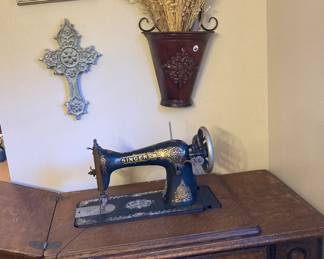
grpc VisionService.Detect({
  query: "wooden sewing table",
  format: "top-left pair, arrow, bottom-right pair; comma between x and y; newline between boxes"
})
0,170 -> 323,258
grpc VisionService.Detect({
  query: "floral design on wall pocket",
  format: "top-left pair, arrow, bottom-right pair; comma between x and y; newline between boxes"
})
163,48 -> 197,88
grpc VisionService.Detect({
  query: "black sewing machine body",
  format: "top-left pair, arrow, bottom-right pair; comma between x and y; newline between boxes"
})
94,139 -> 198,206
75,127 -> 221,227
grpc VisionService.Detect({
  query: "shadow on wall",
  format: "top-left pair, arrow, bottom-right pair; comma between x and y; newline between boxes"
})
212,127 -> 248,173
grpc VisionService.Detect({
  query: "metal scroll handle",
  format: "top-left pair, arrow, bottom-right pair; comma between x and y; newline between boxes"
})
201,17 -> 219,32
139,17 -> 156,32
139,16 -> 218,32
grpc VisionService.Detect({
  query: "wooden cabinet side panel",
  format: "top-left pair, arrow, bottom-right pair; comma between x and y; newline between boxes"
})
275,238 -> 322,259
185,247 -> 268,259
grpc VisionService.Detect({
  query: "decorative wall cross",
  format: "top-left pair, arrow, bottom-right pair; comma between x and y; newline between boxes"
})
41,19 -> 101,120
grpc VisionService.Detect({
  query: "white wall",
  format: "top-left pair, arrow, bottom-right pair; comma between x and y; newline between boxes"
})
268,0 -> 324,213
0,0 -> 268,191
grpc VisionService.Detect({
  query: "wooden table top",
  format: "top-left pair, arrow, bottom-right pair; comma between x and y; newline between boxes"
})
45,172 -> 260,259
48,170 -> 324,259
1,170 -> 324,259
0,181 -> 57,258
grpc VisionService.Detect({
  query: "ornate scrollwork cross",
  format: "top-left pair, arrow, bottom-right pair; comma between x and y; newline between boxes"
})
41,19 -> 101,120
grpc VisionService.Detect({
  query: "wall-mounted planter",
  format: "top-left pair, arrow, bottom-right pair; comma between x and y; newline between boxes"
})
144,32 -> 213,107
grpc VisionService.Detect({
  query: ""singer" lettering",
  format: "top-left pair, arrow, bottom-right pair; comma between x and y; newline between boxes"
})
121,153 -> 150,164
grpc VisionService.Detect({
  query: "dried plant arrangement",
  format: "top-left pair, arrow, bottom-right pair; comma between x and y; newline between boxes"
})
131,0 -> 216,32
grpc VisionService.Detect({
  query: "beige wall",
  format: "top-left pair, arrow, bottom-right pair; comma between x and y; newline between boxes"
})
0,0 -> 268,191
268,0 -> 324,213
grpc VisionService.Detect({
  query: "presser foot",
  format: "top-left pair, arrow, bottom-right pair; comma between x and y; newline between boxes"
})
74,185 -> 221,228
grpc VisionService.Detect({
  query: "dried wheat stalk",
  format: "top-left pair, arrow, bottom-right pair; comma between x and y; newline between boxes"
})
134,0 -> 209,32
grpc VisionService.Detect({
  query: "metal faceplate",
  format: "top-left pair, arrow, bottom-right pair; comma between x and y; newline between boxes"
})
75,185 -> 221,228
41,19 -> 101,120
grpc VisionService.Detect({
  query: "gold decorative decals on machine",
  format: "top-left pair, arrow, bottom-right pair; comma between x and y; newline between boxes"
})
120,147 -> 185,164
163,48 -> 197,88
172,179 -> 193,204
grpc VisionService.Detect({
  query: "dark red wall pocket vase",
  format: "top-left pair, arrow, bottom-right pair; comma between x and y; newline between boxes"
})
144,31 -> 214,107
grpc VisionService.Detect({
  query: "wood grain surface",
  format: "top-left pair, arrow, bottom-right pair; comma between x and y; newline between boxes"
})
45,174 -> 260,259
0,181 -> 57,258
1,170 -> 324,259
43,170 -> 324,259
221,171 -> 324,238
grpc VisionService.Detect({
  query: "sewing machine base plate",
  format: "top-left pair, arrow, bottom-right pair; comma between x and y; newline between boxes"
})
75,185 -> 221,227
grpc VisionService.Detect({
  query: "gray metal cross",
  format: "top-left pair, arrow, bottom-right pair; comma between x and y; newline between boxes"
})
42,19 -> 101,120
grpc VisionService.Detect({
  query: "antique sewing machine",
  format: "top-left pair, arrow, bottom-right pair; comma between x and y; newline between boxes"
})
75,127 -> 221,227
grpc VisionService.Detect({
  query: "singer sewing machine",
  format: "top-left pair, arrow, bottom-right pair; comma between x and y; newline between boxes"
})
75,127 -> 221,227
